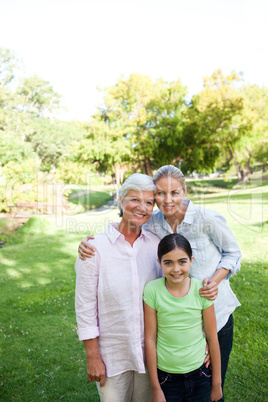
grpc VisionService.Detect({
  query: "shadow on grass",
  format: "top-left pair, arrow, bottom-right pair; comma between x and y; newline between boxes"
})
0,224 -> 100,401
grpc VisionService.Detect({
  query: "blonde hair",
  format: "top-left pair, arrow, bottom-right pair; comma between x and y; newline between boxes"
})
153,165 -> 186,190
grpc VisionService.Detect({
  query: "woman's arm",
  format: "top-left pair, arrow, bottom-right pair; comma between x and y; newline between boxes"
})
78,235 -> 95,260
199,269 -> 229,299
83,338 -> 106,387
75,253 -> 106,385
203,304 -> 222,401
200,210 -> 241,300
144,302 -> 166,402
209,211 -> 241,278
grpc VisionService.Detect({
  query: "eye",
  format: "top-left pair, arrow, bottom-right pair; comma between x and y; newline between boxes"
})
164,261 -> 172,266
146,201 -> 153,205
157,191 -> 164,195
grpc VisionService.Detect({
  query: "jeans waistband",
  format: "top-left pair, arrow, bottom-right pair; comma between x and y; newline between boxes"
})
157,363 -> 206,379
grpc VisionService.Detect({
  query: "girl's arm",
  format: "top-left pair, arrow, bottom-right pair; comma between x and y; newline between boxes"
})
203,304 -> 222,401
144,302 -> 166,402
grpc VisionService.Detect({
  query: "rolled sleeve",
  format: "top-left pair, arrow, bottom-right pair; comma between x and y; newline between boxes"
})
75,255 -> 100,341
208,212 -> 241,279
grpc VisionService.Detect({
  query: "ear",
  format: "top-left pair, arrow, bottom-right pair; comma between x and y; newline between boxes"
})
184,186 -> 188,196
190,256 -> 194,264
157,258 -> 161,265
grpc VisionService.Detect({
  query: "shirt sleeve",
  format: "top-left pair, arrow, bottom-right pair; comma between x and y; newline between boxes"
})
75,254 -> 100,341
207,211 -> 241,279
201,295 -> 214,310
143,281 -> 157,310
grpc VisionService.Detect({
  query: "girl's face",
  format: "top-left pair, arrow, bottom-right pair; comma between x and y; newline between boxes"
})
155,177 -> 186,218
158,247 -> 193,285
120,190 -> 154,227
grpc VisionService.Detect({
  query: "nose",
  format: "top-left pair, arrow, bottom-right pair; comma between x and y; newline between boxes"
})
138,201 -> 147,212
164,193 -> 172,203
173,263 -> 181,272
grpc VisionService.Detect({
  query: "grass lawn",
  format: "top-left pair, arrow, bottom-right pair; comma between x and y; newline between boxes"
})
0,177 -> 267,401
66,189 -> 113,213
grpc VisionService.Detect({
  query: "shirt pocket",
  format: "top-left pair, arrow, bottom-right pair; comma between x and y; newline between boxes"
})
189,237 -> 210,266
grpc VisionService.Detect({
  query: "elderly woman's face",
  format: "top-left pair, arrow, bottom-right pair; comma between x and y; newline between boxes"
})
120,190 -> 154,227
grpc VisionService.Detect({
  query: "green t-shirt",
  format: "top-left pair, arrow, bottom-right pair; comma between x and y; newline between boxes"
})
143,277 -> 214,374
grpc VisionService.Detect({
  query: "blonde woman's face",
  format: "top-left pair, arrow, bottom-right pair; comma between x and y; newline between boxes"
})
155,177 -> 186,218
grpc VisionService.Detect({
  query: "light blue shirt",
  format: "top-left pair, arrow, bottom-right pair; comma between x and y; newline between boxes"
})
145,200 -> 241,331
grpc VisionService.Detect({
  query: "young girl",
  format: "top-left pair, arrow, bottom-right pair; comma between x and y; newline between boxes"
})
143,233 -> 222,402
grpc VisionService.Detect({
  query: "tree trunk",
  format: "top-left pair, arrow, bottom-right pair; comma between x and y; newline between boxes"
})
144,157 -> 153,177
172,155 -> 182,165
114,163 -> 125,186
236,164 -> 250,183
240,151 -> 252,183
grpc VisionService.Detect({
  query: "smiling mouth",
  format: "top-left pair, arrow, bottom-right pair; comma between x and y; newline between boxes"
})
133,212 -> 146,218
171,273 -> 182,278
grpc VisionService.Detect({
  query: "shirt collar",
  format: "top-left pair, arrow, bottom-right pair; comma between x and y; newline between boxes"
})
105,222 -> 151,244
161,199 -> 195,230
182,200 -> 195,225
140,226 -> 152,239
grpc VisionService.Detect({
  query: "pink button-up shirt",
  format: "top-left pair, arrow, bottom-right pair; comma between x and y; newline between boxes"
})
75,223 -> 162,377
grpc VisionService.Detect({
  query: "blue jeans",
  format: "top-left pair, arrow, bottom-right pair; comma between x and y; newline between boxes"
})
157,363 -> 211,402
217,314 -> 234,402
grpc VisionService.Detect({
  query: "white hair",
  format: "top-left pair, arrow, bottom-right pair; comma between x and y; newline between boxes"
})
118,173 -> 155,216
153,165 -> 186,190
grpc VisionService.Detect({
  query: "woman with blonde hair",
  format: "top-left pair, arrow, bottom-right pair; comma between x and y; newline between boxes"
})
79,166 -> 241,401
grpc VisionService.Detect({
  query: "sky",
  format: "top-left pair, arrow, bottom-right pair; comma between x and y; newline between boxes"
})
0,0 -> 267,121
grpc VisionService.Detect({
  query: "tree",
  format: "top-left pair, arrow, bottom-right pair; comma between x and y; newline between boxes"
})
0,48 -> 21,133
185,70 -> 251,175
0,132 -> 35,167
98,73 -> 159,176
17,75 -> 61,117
226,85 -> 268,181
75,74 -> 188,177
25,118 -> 86,173
131,78 -> 188,174
73,116 -> 131,184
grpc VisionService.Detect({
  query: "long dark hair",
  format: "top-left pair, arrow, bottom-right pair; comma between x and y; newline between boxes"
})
157,233 -> 192,261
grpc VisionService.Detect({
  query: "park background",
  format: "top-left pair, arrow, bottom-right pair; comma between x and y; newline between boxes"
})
0,0 -> 268,400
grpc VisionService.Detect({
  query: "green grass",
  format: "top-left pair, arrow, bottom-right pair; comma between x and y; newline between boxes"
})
0,219 -> 20,243
67,189 -> 113,213
0,178 -> 267,401
186,177 -> 239,190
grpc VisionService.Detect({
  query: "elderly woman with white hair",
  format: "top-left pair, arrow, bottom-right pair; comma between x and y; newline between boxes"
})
78,165 -> 241,402
75,173 -> 162,402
